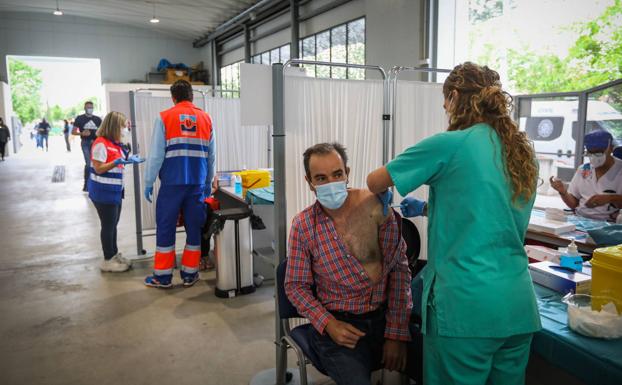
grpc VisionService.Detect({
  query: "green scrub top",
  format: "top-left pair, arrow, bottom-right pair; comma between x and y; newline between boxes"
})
387,123 -> 541,338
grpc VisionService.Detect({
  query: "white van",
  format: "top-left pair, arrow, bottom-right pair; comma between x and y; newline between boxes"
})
519,100 -> 622,195
520,99 -> 622,178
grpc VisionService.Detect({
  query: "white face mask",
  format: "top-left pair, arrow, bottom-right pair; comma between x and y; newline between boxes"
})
85,108 -> 93,115
121,128 -> 131,144
589,153 -> 607,168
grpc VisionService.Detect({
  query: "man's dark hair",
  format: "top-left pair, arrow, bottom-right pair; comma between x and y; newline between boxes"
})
84,101 -> 93,107
303,142 -> 348,179
170,80 -> 193,102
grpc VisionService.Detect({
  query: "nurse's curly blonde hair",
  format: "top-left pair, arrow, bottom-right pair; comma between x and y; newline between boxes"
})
443,62 -> 537,205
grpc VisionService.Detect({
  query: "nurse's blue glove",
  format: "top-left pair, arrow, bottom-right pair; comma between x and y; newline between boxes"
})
400,197 -> 426,218
377,189 -> 393,216
127,154 -> 145,164
144,186 -> 153,203
113,157 -> 129,165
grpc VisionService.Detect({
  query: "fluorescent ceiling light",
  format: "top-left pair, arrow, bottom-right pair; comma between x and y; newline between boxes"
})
150,2 -> 159,24
53,0 -> 62,15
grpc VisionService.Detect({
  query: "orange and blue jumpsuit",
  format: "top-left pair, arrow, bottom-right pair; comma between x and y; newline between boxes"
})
144,101 -> 215,284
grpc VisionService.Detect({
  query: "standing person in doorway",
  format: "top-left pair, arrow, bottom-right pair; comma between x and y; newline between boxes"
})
73,101 -> 102,192
0,117 -> 10,161
89,111 -> 143,272
367,62 -> 541,385
143,80 -> 216,288
63,119 -> 71,152
37,118 -> 50,152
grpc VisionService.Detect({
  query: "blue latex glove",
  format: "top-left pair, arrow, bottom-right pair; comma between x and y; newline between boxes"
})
127,154 -> 145,164
400,197 -> 426,218
144,186 -> 153,203
113,157 -> 129,166
377,189 -> 393,216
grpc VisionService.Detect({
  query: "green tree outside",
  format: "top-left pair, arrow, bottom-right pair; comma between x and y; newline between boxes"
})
8,58 -> 43,125
506,0 -> 621,94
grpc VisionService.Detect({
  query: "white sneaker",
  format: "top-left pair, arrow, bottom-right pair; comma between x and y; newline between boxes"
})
115,252 -> 132,267
100,256 -> 130,272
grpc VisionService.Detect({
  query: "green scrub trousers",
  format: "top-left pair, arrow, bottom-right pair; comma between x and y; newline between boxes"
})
386,123 -> 542,385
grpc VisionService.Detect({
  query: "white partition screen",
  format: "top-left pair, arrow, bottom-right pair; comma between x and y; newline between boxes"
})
284,76 -> 385,228
393,80 -> 447,260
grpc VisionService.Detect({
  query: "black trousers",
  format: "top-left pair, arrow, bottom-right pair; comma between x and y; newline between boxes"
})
0,141 -> 6,159
93,201 -> 122,260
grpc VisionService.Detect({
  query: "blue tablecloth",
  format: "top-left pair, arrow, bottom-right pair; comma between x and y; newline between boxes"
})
247,185 -> 274,205
532,284 -> 622,385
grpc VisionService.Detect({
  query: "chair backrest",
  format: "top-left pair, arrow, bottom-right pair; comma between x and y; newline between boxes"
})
277,259 -> 303,320
401,217 -> 421,273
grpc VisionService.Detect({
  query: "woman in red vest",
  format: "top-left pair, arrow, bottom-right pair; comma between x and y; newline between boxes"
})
89,111 -> 143,272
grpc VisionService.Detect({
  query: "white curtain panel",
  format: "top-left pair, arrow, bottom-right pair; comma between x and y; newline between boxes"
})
205,98 -> 270,171
135,93 -> 175,230
133,93 -> 270,230
393,80 -> 447,260
284,76 -> 385,229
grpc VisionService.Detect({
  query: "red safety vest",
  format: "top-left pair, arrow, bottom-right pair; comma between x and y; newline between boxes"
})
159,101 -> 213,185
88,137 -> 124,204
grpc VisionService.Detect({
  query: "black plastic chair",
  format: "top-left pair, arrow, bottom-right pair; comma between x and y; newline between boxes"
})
277,260 -> 326,385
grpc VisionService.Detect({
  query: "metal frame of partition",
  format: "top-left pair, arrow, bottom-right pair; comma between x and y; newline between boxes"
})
515,78 -> 622,172
129,88 -> 209,256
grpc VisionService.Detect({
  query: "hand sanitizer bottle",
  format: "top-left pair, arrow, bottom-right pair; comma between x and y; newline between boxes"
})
234,175 -> 243,197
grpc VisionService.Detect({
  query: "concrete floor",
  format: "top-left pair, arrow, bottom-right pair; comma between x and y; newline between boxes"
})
0,136 -> 334,385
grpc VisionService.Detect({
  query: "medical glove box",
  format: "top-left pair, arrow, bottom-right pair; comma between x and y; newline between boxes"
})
529,261 -> 592,295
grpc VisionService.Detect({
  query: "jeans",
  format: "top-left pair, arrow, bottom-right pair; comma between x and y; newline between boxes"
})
40,134 -> 48,150
64,133 -> 71,151
309,309 -> 421,385
93,201 -> 122,260
81,139 -> 93,187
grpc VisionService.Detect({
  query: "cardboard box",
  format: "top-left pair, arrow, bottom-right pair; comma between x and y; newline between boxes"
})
529,261 -> 591,294
524,245 -> 588,264
525,245 -> 563,263
528,216 -> 575,235
165,68 -> 189,82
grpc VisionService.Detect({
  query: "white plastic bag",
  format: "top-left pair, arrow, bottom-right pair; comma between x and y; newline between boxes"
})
562,294 -> 622,339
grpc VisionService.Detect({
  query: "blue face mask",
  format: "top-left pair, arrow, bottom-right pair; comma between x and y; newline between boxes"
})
314,181 -> 348,210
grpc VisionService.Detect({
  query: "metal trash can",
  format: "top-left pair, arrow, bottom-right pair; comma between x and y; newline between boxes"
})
213,188 -> 256,298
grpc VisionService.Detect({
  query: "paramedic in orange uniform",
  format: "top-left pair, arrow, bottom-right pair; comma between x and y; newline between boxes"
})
143,80 -> 216,288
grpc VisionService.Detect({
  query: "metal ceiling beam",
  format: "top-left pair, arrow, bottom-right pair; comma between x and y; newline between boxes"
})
193,0 -> 283,47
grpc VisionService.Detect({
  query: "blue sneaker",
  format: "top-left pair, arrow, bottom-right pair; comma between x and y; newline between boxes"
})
181,271 -> 199,287
144,274 -> 172,288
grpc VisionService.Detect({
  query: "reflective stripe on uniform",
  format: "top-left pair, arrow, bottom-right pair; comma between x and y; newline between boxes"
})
166,137 -> 211,147
156,245 -> 175,253
181,266 -> 199,274
90,173 -> 123,185
165,149 -> 209,158
154,268 -> 174,276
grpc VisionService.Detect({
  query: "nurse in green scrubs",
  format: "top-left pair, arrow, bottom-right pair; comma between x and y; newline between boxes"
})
367,62 -> 541,385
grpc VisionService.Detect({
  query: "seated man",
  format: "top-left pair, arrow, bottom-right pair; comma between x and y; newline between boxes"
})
285,142 -> 415,385
550,130 -> 622,220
